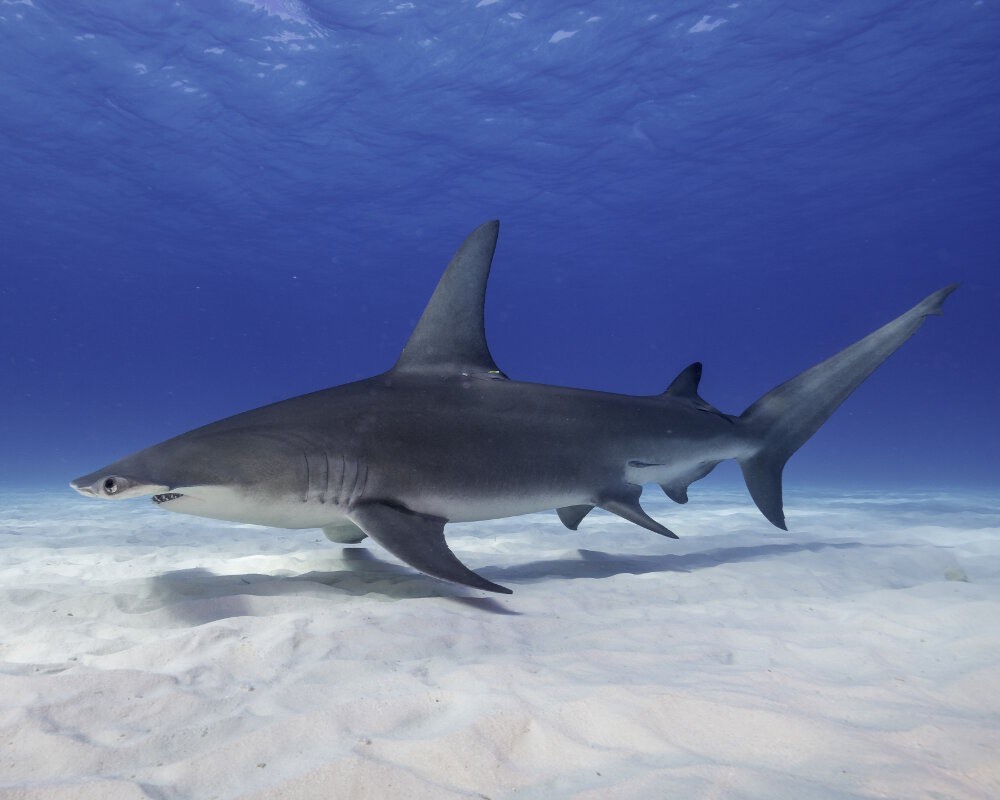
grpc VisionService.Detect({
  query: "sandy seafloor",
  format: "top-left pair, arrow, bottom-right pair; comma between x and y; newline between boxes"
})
1,487 -> 997,800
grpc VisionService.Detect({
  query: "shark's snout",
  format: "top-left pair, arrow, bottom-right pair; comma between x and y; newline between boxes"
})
70,478 -> 96,497
70,472 -> 168,501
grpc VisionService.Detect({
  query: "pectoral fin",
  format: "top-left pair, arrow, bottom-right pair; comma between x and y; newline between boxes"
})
351,502 -> 512,594
322,520 -> 368,544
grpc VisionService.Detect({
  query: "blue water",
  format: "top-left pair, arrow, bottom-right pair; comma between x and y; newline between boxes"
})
1,1 -> 997,490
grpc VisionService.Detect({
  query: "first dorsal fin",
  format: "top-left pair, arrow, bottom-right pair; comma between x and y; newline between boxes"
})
393,220 -> 507,377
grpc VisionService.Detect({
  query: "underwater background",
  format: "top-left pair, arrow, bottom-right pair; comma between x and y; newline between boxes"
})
3,6 -> 1000,798
1,0 -> 997,490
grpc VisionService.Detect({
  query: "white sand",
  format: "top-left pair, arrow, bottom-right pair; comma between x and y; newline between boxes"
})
1,487 -> 997,799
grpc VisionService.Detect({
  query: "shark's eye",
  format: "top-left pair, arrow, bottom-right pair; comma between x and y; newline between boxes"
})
103,477 -> 120,495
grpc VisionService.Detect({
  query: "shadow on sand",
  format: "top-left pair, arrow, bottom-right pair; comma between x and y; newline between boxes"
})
146,539 -> 874,621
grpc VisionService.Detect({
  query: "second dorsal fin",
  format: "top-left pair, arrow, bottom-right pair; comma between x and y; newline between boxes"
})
393,220 -> 507,378
662,362 -> 730,420
663,362 -> 710,403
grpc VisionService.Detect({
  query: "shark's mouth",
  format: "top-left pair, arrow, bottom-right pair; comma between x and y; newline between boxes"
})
153,492 -> 184,504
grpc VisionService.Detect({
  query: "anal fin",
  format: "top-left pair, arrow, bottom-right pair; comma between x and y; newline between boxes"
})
659,483 -> 690,505
351,502 -> 512,594
598,485 -> 678,539
659,460 -> 721,505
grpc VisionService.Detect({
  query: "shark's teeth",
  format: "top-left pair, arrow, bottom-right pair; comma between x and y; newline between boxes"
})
153,493 -> 183,504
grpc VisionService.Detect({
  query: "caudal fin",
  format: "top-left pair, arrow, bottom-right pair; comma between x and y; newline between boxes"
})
738,284 -> 957,529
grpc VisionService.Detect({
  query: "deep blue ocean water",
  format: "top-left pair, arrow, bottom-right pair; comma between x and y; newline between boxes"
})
1,0 -> 997,491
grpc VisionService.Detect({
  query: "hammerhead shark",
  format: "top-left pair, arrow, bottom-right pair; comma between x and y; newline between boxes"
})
72,221 -> 955,593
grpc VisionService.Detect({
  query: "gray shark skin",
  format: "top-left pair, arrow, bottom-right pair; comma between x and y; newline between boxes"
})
72,221 -> 957,594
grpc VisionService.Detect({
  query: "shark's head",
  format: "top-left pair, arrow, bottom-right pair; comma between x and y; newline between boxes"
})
70,468 -> 250,519
70,428 -> 308,525
70,445 -> 237,516
70,471 -> 171,502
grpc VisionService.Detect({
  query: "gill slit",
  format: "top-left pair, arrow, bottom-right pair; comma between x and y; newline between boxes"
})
355,462 -> 369,506
337,453 -> 346,504
302,452 -> 311,503
323,451 -> 331,505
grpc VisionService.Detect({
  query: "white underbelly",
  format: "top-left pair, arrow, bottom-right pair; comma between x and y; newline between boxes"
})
408,491 -> 585,523
157,486 -> 351,529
